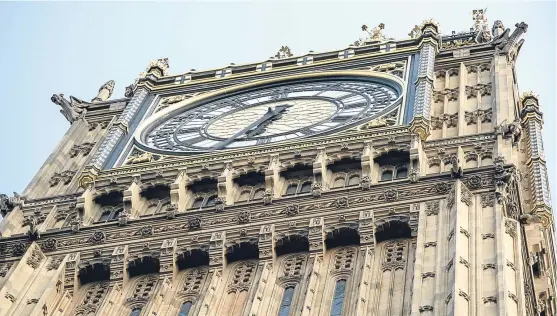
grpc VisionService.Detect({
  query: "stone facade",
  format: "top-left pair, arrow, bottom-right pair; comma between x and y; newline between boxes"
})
0,12 -> 554,316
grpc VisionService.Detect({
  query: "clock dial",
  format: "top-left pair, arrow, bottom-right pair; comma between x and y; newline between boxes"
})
138,76 -> 402,154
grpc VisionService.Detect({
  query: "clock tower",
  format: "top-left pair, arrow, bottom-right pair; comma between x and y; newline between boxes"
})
0,11 -> 554,316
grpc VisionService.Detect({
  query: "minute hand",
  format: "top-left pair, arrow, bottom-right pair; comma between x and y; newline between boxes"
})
214,105 -> 290,150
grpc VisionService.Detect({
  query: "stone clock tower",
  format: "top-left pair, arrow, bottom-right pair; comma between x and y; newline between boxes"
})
0,11 -> 554,316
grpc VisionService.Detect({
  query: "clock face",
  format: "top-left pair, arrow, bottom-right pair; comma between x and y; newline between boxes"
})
138,76 -> 402,154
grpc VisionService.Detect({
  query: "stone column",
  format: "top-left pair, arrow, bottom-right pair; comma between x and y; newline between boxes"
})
312,148 -> 327,192
160,238 -> 177,279
124,176 -> 141,218
301,217 -> 325,316
217,162 -> 234,206
356,210 -> 375,315
170,169 -> 188,212
76,186 -> 95,225
409,20 -> 441,140
361,141 -> 375,185
110,245 -> 128,284
266,154 -> 281,198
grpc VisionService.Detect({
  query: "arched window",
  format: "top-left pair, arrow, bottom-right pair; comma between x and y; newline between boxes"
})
278,286 -> 295,316
285,183 -> 298,195
395,167 -> 408,179
192,197 -> 204,209
381,170 -> 393,181
111,209 -> 122,220
99,211 -> 111,222
347,175 -> 360,186
205,195 -> 218,207
330,279 -> 347,316
178,301 -> 193,316
252,188 -> 265,200
333,177 -> 345,188
238,191 -> 251,202
299,182 -> 312,193
130,308 -> 142,316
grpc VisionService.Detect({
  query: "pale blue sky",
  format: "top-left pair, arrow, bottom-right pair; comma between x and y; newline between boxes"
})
0,1 -> 555,211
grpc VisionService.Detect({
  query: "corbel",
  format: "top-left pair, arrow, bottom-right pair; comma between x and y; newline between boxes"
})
77,186 -> 94,226
358,210 -> 375,246
361,141 -> 375,182
124,175 -> 142,218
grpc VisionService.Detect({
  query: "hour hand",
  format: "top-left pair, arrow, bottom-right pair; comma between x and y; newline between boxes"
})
245,105 -> 291,138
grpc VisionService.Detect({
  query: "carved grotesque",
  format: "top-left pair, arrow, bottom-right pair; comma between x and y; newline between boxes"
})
362,23 -> 386,41
124,84 -> 135,98
50,94 -> 88,124
166,206 -> 177,219
188,217 -> 201,230
23,216 -> 40,240
117,210 -> 129,226
493,159 -> 519,205
409,168 -> 420,183
125,152 -> 153,165
262,189 -> 273,205
449,155 -> 463,178
70,214 -> 82,233
310,183 -> 322,198
91,80 -> 115,103
503,120 -> 522,145
492,20 -> 505,38
214,198 -> 226,213
360,176 -> 371,190
0,193 -> 21,216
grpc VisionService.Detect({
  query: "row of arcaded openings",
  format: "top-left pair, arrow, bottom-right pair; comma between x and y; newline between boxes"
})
85,153 -> 411,224
77,220 -> 412,286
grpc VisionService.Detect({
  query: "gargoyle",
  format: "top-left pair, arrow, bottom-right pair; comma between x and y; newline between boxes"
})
449,155 -> 463,178
492,22 -> 528,57
0,192 -> 24,216
22,216 -> 40,240
50,94 -> 88,124
499,119 -> 522,145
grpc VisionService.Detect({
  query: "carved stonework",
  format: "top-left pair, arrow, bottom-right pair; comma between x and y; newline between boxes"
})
27,245 -> 44,269
504,219 -> 517,238
425,201 -> 440,216
228,261 -> 256,292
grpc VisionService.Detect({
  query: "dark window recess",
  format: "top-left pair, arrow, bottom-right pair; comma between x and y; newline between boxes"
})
235,171 -> 265,187
374,151 -> 410,167
281,164 -> 313,180
130,308 -> 142,316
299,182 -> 312,193
375,221 -> 412,243
275,235 -> 309,257
325,227 -> 360,250
141,184 -> 171,200
532,261 -> 541,278
128,256 -> 160,279
176,249 -> 210,271
192,198 -> 204,209
205,195 -> 218,206
285,184 -> 298,195
94,191 -> 123,207
381,170 -> 393,181
78,262 -> 110,285
328,158 -> 361,173
226,242 -> 259,264
396,168 -> 408,179
188,178 -> 218,194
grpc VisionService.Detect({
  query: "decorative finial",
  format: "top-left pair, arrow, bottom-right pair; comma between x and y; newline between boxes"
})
354,23 -> 392,46
472,8 -> 493,43
145,58 -> 170,77
408,25 -> 422,39
520,91 -> 539,103
275,46 -> 293,59
91,80 -> 115,103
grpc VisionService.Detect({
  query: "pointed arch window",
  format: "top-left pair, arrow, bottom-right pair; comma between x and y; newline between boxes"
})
178,301 -> 193,316
252,188 -> 265,200
381,170 -> 393,181
333,177 -> 345,188
278,286 -> 295,316
347,175 -> 360,186
299,181 -> 312,193
205,195 -> 218,206
330,279 -> 347,316
192,197 -> 204,209
130,308 -> 142,316
285,184 -> 298,195
395,167 -> 408,179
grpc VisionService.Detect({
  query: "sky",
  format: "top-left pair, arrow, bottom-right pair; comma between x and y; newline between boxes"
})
0,1 -> 555,212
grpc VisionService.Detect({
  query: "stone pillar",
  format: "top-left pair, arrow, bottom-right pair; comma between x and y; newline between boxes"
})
361,141 -> 375,185
266,154 -> 281,198
312,148 -> 327,191
258,224 -> 274,260
160,238 -> 177,279
301,217 -> 325,316
356,210 -> 375,315
457,62 -> 468,136
209,232 -> 225,268
124,176 -> 141,218
217,162 -> 234,206
76,186 -> 95,225
169,169 -> 188,213
110,245 -> 128,284
409,20 -> 441,140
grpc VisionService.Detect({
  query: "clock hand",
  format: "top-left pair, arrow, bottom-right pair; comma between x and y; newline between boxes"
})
213,105 -> 291,149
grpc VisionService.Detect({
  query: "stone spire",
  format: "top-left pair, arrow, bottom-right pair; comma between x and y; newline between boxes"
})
91,80 -> 115,103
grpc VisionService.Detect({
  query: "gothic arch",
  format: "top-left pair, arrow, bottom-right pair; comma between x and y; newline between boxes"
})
225,240 -> 259,264
375,219 -> 412,243
275,232 -> 309,257
176,248 -> 210,270
325,224 -> 360,250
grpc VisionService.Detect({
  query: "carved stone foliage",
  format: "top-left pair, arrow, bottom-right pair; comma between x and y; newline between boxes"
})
49,170 -> 77,187
237,211 -> 251,224
69,142 -> 96,157
228,261 -> 256,293
425,201 -> 440,216
281,204 -> 299,217
465,83 -> 492,98
27,245 -> 44,269
188,216 -> 201,230
88,231 -> 106,244
431,113 -> 458,130
262,189 -> 273,205
333,247 -> 356,273
465,109 -> 492,125
505,219 -> 517,238
41,238 -> 58,252
433,88 -> 459,102
480,193 -> 495,208
0,262 -> 13,277
360,176 -> 371,190
310,182 -> 322,198
461,185 -> 472,206
382,240 -> 407,271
